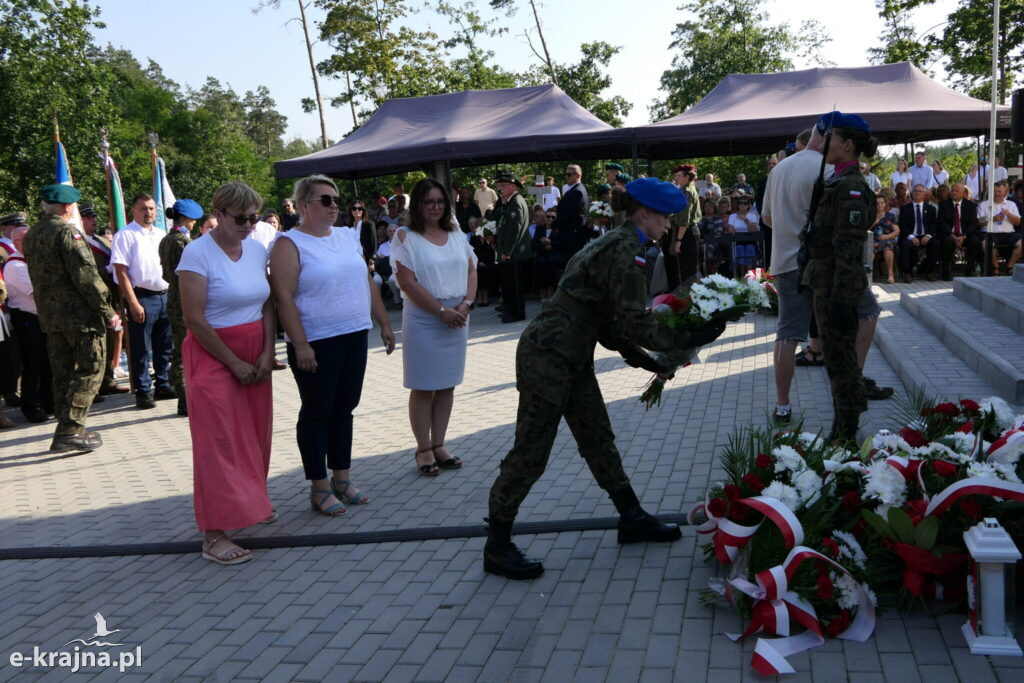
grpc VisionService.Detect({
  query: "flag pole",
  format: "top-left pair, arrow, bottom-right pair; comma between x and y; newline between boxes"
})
100,127 -> 114,233
148,132 -> 158,194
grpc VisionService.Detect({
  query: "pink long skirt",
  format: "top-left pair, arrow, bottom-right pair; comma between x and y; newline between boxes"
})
184,320 -> 273,532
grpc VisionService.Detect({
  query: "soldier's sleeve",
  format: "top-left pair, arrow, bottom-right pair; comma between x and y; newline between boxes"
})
688,188 -> 702,225
59,227 -> 115,321
830,180 -> 870,306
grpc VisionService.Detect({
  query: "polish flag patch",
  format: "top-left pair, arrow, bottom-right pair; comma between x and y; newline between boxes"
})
849,190 -> 862,197
634,255 -> 646,267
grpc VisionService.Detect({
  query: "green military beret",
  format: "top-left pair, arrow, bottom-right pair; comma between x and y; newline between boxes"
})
605,163 -> 624,172
40,184 -> 82,204
0,211 -> 29,226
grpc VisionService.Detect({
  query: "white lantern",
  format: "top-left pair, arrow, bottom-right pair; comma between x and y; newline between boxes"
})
962,518 -> 1023,656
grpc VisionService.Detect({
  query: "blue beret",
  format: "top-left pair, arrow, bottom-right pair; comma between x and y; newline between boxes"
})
626,177 -> 687,215
172,199 -> 204,220
816,111 -> 871,134
605,163 -> 624,171
40,184 -> 81,204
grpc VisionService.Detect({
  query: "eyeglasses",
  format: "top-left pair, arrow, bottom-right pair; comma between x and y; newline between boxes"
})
421,199 -> 445,208
225,211 -> 260,226
315,195 -> 340,207
545,215 -> 556,220
565,172 -> 578,176
351,206 -> 365,212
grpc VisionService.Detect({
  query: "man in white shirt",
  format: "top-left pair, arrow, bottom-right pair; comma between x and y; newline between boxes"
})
111,193 -> 175,409
978,181 -> 1022,273
389,183 -> 411,212
700,173 -> 722,199
908,151 -> 936,189
540,176 -> 560,211
994,157 -> 1009,183
474,178 -> 498,217
859,162 -> 882,192
2,225 -> 52,423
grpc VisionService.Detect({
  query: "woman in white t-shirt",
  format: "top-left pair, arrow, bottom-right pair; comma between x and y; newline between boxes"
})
392,178 -> 477,476
931,160 -> 949,187
890,158 -> 911,188
270,175 -> 395,518
177,182 -> 277,566
726,196 -> 761,270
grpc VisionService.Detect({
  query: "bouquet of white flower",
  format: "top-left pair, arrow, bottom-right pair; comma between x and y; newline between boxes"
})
588,201 -> 613,218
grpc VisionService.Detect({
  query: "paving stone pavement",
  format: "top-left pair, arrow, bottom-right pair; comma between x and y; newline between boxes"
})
1,283 -> 1021,681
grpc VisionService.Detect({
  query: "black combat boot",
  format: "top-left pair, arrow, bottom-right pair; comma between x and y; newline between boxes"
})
483,518 -> 544,580
827,410 -> 860,447
609,486 -> 682,544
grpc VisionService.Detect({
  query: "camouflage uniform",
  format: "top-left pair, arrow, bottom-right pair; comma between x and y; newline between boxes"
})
158,226 -> 191,404
23,215 -> 115,436
488,221 -> 712,522
494,191 -> 531,320
801,165 -> 876,441
84,232 -> 121,388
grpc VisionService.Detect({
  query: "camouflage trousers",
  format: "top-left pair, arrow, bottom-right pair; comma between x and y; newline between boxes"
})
47,328 -> 105,436
488,369 -> 630,523
169,315 -> 186,401
811,285 -> 866,426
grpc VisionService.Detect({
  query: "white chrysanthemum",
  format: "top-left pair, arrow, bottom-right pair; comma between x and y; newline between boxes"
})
823,461 -> 867,475
873,433 -> 914,454
690,283 -> 713,298
772,445 -> 805,473
798,432 -> 822,447
761,481 -> 801,511
863,460 -> 907,507
990,462 -> 1021,483
944,432 -> 976,455
832,530 -> 868,569
832,572 -> 862,611
909,442 -> 960,462
979,397 -> 1015,430
824,445 -> 855,462
967,461 -> 999,480
793,469 -> 821,506
703,273 -> 736,289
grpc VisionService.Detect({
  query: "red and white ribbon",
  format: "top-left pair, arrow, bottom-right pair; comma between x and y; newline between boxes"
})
688,496 -> 805,564
924,477 -> 1024,517
987,427 -> 1024,464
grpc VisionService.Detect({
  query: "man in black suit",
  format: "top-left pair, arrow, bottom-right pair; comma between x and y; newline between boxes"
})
897,183 -> 940,282
935,183 -> 981,280
552,164 -> 588,257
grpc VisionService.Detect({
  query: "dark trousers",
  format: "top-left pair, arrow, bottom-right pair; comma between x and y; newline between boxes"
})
659,233 -> 680,292
500,260 -> 526,320
287,330 -> 367,480
0,335 -> 20,397
9,309 -> 52,414
763,226 -> 773,269
127,288 -> 172,395
939,234 -> 983,278
678,225 -> 700,286
897,236 -> 941,277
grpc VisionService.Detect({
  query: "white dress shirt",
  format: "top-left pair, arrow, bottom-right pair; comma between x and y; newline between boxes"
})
909,163 -> 936,189
2,252 -> 35,314
909,202 -> 930,237
110,221 -> 169,291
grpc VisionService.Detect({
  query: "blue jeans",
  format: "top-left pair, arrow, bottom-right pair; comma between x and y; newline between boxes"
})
128,288 -> 173,395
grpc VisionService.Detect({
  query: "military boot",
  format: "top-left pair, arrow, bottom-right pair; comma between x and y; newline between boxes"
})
50,432 -> 100,453
827,411 -> 860,447
609,486 -> 682,544
483,518 -> 544,580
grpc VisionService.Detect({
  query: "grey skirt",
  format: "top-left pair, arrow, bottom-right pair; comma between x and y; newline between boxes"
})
402,296 -> 469,390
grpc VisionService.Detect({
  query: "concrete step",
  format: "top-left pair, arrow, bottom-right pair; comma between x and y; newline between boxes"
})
901,290 -> 1024,405
874,297 -> 1004,405
954,276 -> 1024,335
1015,263 -> 1024,285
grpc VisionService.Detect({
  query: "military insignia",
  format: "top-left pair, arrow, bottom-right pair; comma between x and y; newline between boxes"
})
849,211 -> 861,223
633,256 -> 646,268
849,190 -> 862,198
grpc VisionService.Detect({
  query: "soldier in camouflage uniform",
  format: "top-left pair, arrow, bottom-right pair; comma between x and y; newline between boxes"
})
484,178 -> 727,579
493,171 -> 531,323
800,113 -> 878,445
23,185 -> 120,452
159,199 -> 202,416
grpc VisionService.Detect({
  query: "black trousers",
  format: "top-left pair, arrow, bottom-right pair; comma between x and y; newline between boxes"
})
659,233 -> 680,292
678,225 -> 700,286
0,334 -> 20,397
500,260 -> 526,320
898,236 -> 941,277
9,309 -> 52,413
287,330 -> 368,480
939,234 -> 983,278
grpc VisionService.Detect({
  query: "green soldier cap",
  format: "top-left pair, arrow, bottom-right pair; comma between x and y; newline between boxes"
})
40,184 -> 82,204
0,211 -> 29,226
605,163 -> 624,172
78,201 -> 98,217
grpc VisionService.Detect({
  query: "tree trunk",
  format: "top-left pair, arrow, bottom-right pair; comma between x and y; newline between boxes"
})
528,0 -> 558,87
298,0 -> 329,149
345,68 -> 357,130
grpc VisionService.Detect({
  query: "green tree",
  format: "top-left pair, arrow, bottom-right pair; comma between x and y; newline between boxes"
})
867,0 -> 937,70
549,42 -> 632,127
244,85 -> 289,158
651,0 -> 828,120
932,0 -> 1023,103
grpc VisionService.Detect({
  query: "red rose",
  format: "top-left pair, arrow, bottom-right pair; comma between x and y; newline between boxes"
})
932,460 -> 957,477
958,420 -> 974,434
707,497 -> 727,518
899,427 -> 929,448
821,537 -> 840,558
841,491 -> 861,512
933,403 -> 960,418
755,453 -> 772,469
903,569 -> 926,597
959,498 -> 982,520
723,484 -> 741,501
742,473 -> 766,492
960,399 -> 980,413
906,499 -> 928,525
817,572 -> 834,600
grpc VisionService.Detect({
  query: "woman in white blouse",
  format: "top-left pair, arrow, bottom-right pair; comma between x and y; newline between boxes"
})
964,163 -> 980,200
931,160 -> 949,187
392,178 -> 477,476
890,159 -> 911,188
726,196 -> 760,270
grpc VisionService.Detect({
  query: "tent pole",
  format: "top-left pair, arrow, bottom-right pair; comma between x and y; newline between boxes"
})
631,135 -> 639,178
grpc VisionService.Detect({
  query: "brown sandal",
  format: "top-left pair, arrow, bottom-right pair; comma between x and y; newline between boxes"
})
432,443 -> 462,470
415,447 -> 440,477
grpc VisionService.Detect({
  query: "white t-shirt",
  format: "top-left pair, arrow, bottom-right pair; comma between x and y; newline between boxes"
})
110,221 -> 168,291
890,170 -> 911,188
727,209 -> 760,233
978,199 -> 1021,234
278,228 -> 371,342
964,172 -> 980,199
994,166 -> 1009,183
391,227 -> 477,300
176,234 -> 270,329
933,170 -> 949,186
762,149 -> 833,275
249,221 -> 278,250
541,186 -> 561,210
2,254 -> 35,314
474,187 -> 498,214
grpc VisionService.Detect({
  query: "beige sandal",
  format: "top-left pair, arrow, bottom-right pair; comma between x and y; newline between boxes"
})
202,535 -> 252,565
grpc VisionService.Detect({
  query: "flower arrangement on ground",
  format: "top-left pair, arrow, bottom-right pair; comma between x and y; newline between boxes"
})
588,200 -> 613,219
639,274 -> 771,409
690,393 -> 1024,675
745,267 -> 778,314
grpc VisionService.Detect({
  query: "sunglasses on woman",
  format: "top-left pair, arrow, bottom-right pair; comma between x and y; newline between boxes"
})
352,206 -> 365,212
224,211 -> 261,226
316,195 -> 340,207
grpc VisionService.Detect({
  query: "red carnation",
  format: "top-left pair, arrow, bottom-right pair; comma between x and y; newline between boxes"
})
906,499 -> 928,525
903,569 -> 926,597
707,497 -> 727,518
960,399 -> 980,413
841,491 -> 862,512
821,537 -> 840,558
723,484 -> 741,501
959,498 -> 981,520
817,572 -> 834,600
899,427 -> 929,448
933,402 -> 960,418
958,420 -> 974,434
932,460 -> 957,477
755,453 -> 772,469
742,473 -> 766,492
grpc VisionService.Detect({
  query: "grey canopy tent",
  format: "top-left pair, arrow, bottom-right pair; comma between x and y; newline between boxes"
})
273,84 -> 633,180
634,62 -> 1013,158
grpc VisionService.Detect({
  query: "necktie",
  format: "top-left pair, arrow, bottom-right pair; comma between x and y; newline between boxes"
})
953,204 -> 961,236
915,204 -> 923,236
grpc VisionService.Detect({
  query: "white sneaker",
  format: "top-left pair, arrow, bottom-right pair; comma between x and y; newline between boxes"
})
113,367 -> 129,380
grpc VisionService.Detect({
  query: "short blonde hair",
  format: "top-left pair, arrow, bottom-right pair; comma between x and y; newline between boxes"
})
212,182 -> 262,214
566,164 -> 582,175
291,174 -> 338,208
